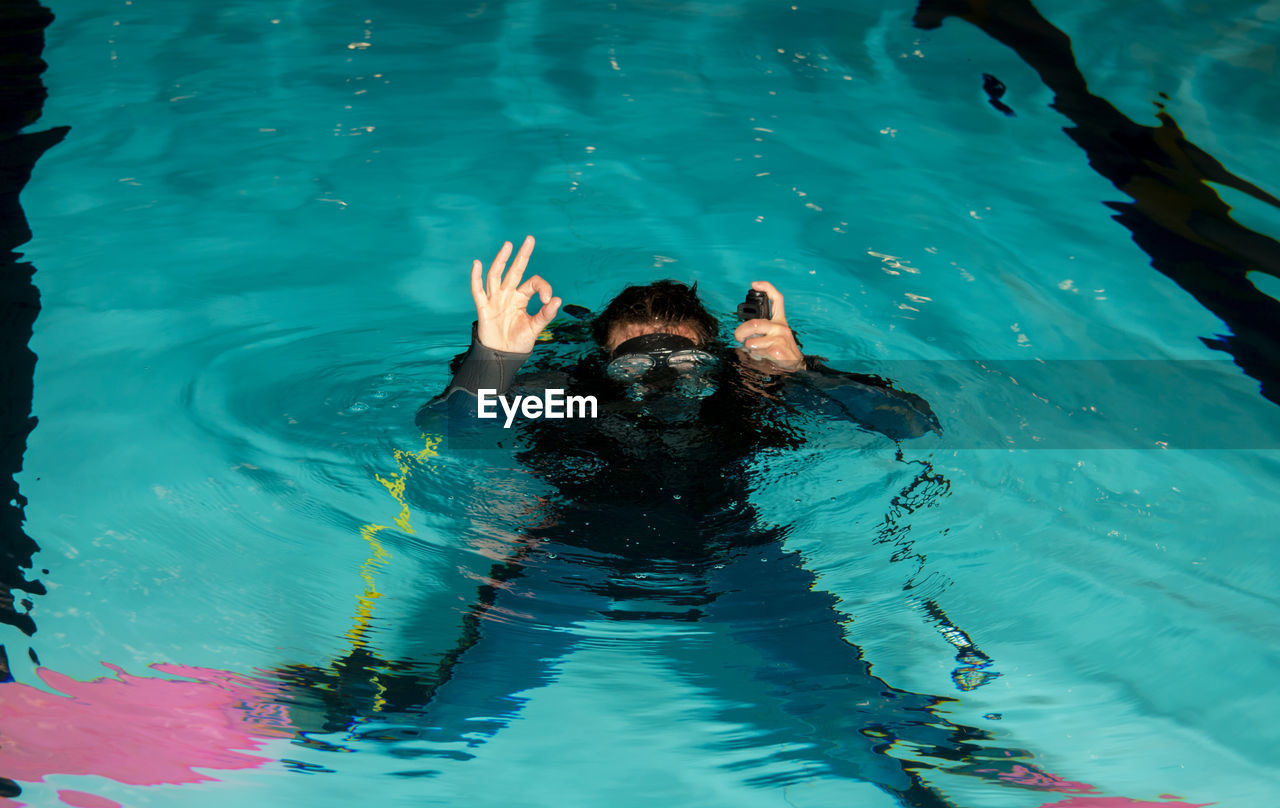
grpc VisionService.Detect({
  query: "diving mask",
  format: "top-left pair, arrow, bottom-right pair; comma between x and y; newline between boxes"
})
604,333 -> 718,382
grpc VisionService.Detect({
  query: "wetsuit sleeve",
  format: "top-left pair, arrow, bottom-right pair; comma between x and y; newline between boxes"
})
415,324 -> 531,431
443,323 -> 533,398
782,357 -> 941,440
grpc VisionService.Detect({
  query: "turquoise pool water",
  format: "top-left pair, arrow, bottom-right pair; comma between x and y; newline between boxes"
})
4,0 -> 1280,805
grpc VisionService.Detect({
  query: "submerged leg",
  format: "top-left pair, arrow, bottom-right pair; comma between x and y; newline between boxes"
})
272,539 -> 601,750
658,538 -> 969,805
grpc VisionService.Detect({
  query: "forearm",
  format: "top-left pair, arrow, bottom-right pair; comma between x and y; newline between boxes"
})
785,357 -> 941,440
416,324 -> 531,432
443,323 -> 532,398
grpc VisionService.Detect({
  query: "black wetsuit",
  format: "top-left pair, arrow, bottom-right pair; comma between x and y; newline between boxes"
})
377,330 -> 1019,806
427,327 -> 938,554
269,330 -> 1056,805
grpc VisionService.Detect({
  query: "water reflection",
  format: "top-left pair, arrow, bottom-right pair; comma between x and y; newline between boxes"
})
0,0 -> 66,646
914,0 -> 1280,406
247,353 -> 1046,807
5,2 -> 1256,806
0,662 -> 288,804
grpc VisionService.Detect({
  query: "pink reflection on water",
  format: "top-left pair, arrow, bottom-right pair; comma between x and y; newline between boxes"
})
985,760 -> 1214,807
55,790 -> 122,808
0,662 -> 291,791
980,763 -> 1096,792
0,661 -> 1217,808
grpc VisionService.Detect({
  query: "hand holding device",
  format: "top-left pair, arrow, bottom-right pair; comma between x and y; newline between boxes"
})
732,281 -> 804,371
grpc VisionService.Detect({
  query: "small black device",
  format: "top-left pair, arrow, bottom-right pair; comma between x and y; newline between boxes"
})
736,289 -> 772,321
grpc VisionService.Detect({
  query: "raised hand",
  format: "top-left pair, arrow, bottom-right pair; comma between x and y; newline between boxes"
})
733,280 -> 804,371
470,235 -> 561,354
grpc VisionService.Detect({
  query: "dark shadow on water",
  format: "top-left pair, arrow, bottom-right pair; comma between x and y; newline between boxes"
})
0,0 -> 68,666
915,0 -> 1280,407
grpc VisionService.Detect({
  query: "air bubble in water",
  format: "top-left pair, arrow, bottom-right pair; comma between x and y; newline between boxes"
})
349,402 -> 369,413
373,390 -> 388,399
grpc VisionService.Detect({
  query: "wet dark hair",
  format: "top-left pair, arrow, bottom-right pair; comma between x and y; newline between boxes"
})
591,280 -> 720,349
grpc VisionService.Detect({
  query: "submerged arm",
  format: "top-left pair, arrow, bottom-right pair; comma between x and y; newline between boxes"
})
788,359 -> 941,441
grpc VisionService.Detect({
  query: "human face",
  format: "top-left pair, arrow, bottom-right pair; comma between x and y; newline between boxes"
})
604,333 -> 718,383
603,327 -> 720,403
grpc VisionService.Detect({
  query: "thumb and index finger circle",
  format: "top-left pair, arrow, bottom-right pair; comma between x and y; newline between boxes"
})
517,274 -> 554,304
533,296 -> 563,329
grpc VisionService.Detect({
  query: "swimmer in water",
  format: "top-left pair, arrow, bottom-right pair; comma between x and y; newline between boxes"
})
423,234 -> 941,442
398,237 -> 1029,808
